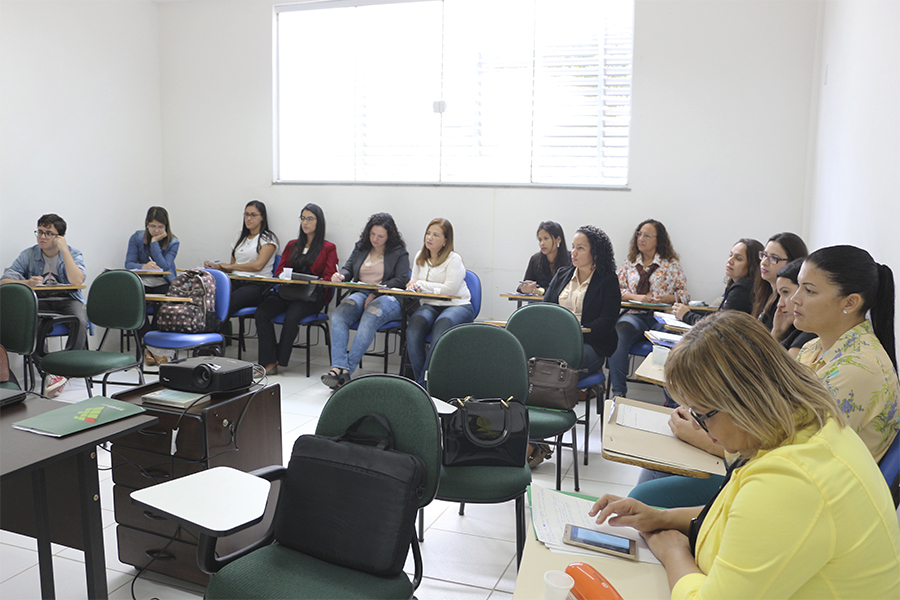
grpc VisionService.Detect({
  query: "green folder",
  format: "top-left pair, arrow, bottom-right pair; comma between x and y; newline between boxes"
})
12,397 -> 146,438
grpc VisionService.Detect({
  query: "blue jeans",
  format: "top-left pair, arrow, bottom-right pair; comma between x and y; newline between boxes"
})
609,311 -> 663,395
581,343 -> 605,374
628,470 -> 725,509
330,292 -> 401,375
406,303 -> 475,385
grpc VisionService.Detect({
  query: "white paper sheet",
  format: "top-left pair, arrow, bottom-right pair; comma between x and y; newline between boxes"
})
530,485 -> 661,565
615,404 -> 675,437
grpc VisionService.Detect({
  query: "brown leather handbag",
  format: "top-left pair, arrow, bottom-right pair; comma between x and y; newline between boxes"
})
526,357 -> 583,410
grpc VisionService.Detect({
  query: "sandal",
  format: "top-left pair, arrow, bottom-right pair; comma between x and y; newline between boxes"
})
321,368 -> 345,389
528,444 -> 553,468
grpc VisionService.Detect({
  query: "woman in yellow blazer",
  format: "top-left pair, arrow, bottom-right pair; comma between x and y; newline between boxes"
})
590,311 -> 899,599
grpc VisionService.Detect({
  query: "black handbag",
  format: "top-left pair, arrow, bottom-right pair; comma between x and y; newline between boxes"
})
526,357 -> 584,410
273,414 -> 426,576
441,397 -> 529,467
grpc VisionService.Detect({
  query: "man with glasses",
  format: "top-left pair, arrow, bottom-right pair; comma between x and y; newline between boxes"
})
2,214 -> 88,394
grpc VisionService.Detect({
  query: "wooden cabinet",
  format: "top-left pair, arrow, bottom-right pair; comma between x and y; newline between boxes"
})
110,383 -> 282,585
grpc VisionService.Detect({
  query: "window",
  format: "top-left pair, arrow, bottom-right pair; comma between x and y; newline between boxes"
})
275,0 -> 634,187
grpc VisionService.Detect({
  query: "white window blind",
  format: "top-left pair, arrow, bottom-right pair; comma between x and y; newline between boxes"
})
275,0 -> 634,187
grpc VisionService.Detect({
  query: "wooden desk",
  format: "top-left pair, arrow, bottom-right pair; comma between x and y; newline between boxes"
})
485,320 -> 590,333
0,395 -> 158,599
501,293 -> 543,309
32,284 -> 85,293
227,274 -> 305,285
144,294 -> 193,303
132,270 -> 172,276
634,354 -> 666,386
601,398 -> 725,478
621,301 -> 671,311
513,522 -> 668,599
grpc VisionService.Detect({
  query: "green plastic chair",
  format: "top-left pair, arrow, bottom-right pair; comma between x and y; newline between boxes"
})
201,374 -> 442,600
38,270 -> 146,397
506,303 -> 581,492
425,323 -> 532,567
0,283 -> 40,391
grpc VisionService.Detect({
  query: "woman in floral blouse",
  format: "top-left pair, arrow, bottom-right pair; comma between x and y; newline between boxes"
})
792,245 -> 898,461
609,219 -> 689,397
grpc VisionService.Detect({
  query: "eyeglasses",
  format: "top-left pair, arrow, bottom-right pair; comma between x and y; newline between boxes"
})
635,232 -> 656,240
299,216 -> 317,223
243,212 -> 261,218
759,251 -> 788,264
34,230 -> 57,239
147,224 -> 166,231
689,407 -> 719,433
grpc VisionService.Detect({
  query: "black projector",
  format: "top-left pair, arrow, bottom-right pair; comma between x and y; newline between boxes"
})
159,357 -> 254,393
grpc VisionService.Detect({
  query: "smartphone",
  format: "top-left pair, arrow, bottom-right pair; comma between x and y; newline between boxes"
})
562,524 -> 637,560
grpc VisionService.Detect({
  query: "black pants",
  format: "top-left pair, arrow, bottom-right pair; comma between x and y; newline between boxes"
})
38,297 -> 89,351
255,293 -> 324,366
226,281 -> 267,321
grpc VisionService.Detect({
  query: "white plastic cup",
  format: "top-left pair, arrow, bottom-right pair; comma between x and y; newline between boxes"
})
543,570 -> 574,600
280,267 -> 293,280
652,345 -> 670,366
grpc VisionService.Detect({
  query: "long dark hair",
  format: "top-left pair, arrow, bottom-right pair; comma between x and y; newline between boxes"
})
804,245 -> 896,369
535,221 -> 571,282
731,238 -> 765,297
142,206 -> 175,250
755,232 -> 808,319
290,203 -> 326,272
232,200 -> 278,261
577,225 -> 616,276
357,212 -> 404,252
627,219 -> 678,263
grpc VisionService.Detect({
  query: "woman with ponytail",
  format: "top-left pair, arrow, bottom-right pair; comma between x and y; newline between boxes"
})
792,245 -> 898,461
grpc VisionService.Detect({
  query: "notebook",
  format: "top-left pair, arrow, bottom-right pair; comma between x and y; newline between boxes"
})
0,387 -> 27,408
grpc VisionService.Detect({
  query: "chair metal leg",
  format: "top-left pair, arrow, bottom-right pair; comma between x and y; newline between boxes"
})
458,502 -> 465,516
555,435 -> 563,491
515,494 -> 525,569
418,508 -> 425,542
570,424 -> 580,492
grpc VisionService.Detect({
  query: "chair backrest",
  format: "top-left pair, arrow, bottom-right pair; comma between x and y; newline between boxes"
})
879,430 -> 900,507
272,255 -> 281,277
0,283 -> 39,356
505,303 -> 582,368
465,270 -> 482,319
316,374 -> 442,508
86,270 -> 146,330
206,268 -> 231,322
427,323 -> 529,402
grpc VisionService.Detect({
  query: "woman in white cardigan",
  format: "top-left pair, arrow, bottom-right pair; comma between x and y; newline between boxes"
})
406,218 -> 474,385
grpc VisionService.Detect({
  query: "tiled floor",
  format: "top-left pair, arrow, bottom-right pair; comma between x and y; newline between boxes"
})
7,337 -> 895,599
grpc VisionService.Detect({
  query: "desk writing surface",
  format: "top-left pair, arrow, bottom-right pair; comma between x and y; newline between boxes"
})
484,320 -> 590,333
513,523 -> 668,599
144,294 -> 193,303
501,293 -> 543,301
33,285 -> 85,292
602,398 -> 725,478
634,354 -> 666,386
0,397 -> 158,480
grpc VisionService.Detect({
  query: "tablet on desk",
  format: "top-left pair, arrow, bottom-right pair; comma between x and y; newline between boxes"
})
290,273 -> 318,283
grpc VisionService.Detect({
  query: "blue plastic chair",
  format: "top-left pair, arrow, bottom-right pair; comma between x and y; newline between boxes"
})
423,270 -> 482,344
879,430 -> 900,508
143,269 -> 231,358
597,338 -> 653,415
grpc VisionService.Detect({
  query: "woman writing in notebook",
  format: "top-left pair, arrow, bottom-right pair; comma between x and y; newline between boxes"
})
255,203 -> 337,375
203,200 -> 279,319
609,219 -> 689,398
406,218 -> 474,386
125,206 -> 179,364
672,238 -> 764,325
792,245 -> 898,462
591,311 -> 899,599
322,213 -> 409,390
517,221 -> 571,295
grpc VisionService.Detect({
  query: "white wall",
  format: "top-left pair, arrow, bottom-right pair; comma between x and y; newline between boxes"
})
1,0 -> 825,322
0,0 -> 164,284
807,0 -> 899,269
156,0 -> 821,320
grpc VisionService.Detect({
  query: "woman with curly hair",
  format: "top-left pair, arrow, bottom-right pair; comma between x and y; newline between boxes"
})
610,218 -> 689,397
322,213 -> 409,389
543,225 -> 621,375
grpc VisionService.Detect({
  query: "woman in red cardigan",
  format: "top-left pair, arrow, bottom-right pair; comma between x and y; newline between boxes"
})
255,203 -> 337,374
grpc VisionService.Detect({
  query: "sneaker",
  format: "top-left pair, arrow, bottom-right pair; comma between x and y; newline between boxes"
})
46,375 -> 68,397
